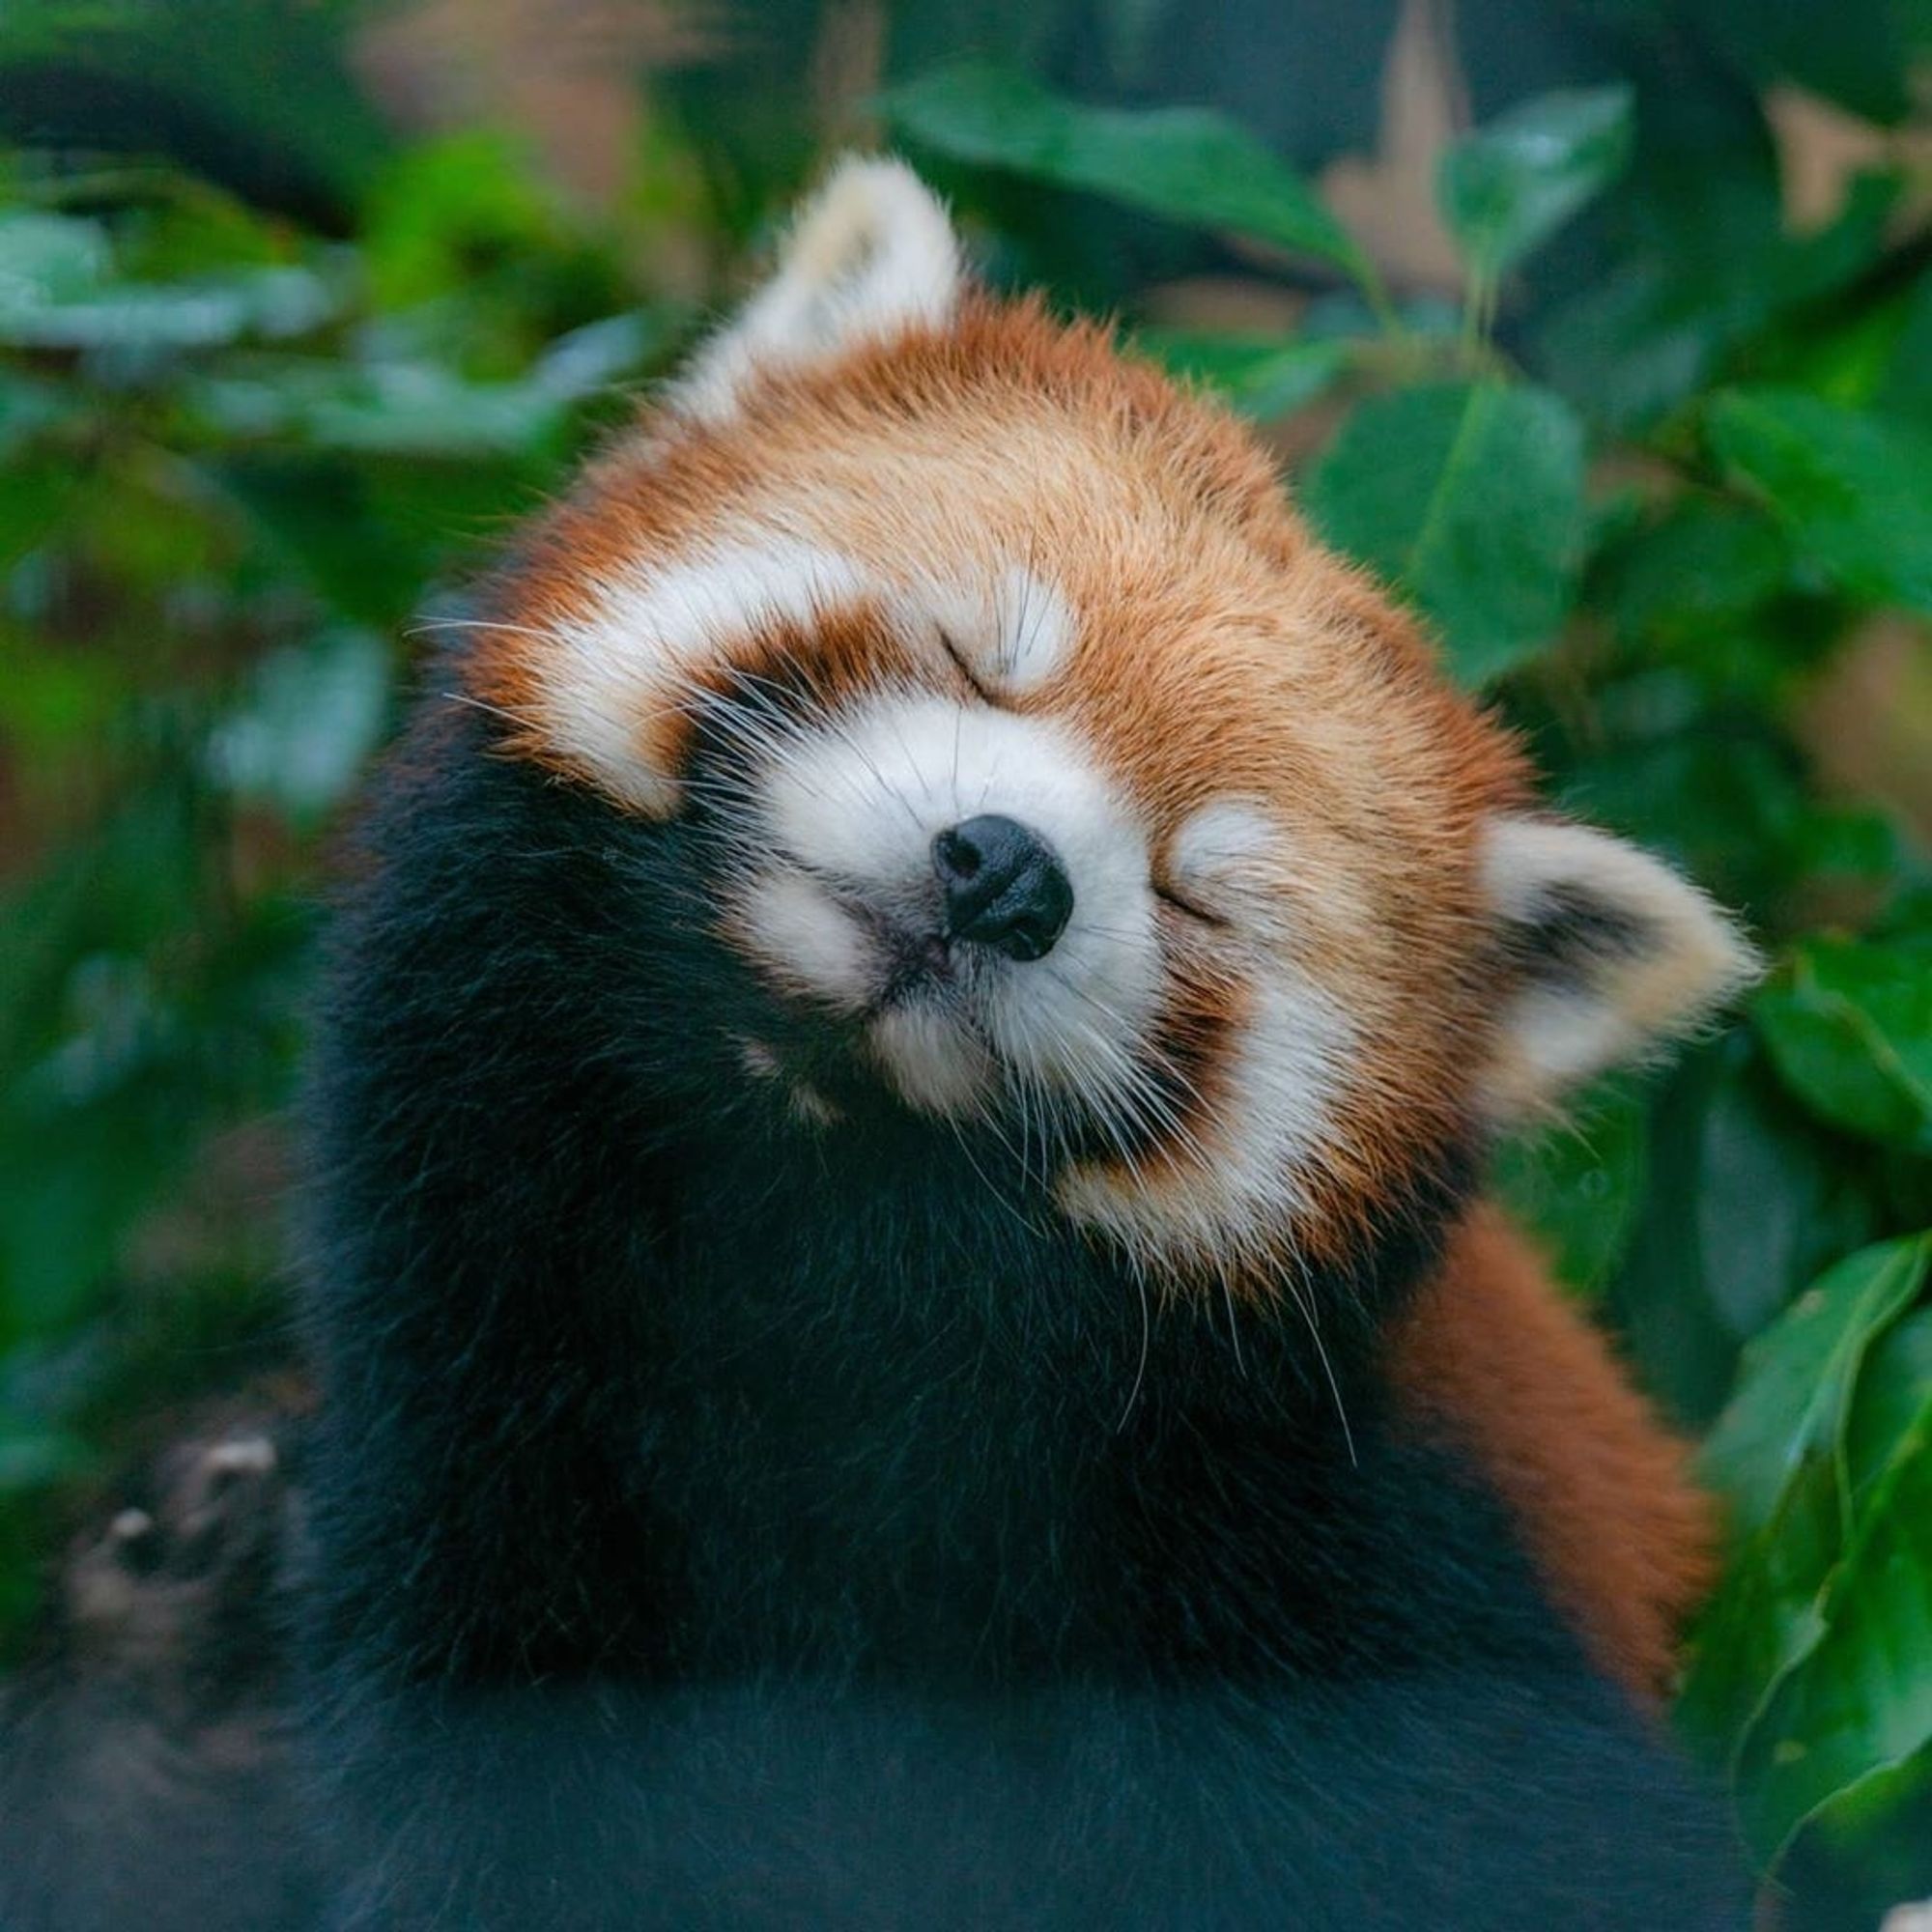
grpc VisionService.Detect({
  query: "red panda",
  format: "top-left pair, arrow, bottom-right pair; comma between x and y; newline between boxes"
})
469,159 -> 1739,1710
5,159 -> 1758,1931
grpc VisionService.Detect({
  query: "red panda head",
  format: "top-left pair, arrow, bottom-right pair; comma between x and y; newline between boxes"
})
464,158 -> 1756,1292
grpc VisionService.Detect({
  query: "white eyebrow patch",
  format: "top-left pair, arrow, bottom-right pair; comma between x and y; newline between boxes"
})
530,540 -> 1080,814
918,563 -> 1075,696
539,533 -> 867,816
1167,801 -> 1284,923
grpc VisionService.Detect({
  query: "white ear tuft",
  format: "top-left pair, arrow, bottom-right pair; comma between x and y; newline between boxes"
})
671,156 -> 963,423
1479,815 -> 1761,1119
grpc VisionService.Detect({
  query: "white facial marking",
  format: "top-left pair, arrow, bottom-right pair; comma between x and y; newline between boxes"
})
790,1081 -> 842,1127
536,541 -> 1083,819
1057,971 -> 1355,1271
735,1034 -> 843,1125
868,1003 -> 995,1115
738,1037 -> 782,1081
204,1435 -> 278,1476
707,629 -> 1361,1267
1065,796 -> 1354,1266
738,688 -> 1159,1118
917,564 -> 1075,697
672,156 -> 963,424
732,870 -> 873,1012
542,534 -> 866,815
1167,801 -> 1284,926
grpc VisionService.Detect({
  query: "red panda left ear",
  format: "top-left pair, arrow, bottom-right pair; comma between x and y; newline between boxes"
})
1477,815 -> 1761,1120
671,156 -> 963,423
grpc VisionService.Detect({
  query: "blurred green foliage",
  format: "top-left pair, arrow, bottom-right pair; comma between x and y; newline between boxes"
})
1,4 -> 1929,1924
0,103 -> 695,1640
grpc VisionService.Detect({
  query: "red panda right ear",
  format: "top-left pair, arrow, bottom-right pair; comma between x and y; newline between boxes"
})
1476,815 -> 1761,1121
671,156 -> 963,423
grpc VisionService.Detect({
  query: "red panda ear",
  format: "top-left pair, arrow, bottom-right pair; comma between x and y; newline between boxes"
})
671,156 -> 963,423
1477,815 -> 1761,1120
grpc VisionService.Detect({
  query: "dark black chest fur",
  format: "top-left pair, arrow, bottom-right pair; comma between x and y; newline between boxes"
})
618,1133 -> 1506,1688
301,705 -> 1523,1691
288,702 -> 1747,1928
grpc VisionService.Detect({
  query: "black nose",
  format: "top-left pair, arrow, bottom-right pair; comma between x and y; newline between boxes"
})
932,815 -> 1074,962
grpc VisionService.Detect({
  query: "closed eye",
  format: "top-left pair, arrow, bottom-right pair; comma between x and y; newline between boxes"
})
938,628 -> 1001,706
1153,882 -> 1229,928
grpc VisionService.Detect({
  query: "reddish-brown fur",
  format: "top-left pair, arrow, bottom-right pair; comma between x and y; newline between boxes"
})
1393,1207 -> 1718,1702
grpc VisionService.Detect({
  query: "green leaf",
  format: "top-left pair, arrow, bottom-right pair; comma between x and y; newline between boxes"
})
0,1097 -> 200,1338
0,207 -> 336,352
1303,381 -> 1586,685
1787,807 -> 1907,889
1535,170 -> 1896,436
1708,390 -> 1932,614
1755,940 -> 1932,1153
1689,1047 -> 1876,1343
1876,271 -> 1932,429
208,457 -> 437,634
0,1424 -> 93,1495
1602,496 -> 1790,655
1492,1077 -> 1647,1293
0,371 -> 75,459
1701,1234 -> 1930,1545
0,269 -> 336,353
205,628 -> 392,825
532,309 -> 682,402
0,630 -> 124,754
0,210 -> 111,304
0,0 -> 394,206
1436,85 -> 1634,281
880,63 -> 1374,287
185,356 -> 573,459
1678,1471 -> 1836,1774
1847,1308 -> 1932,1502
363,130 -> 567,313
1735,1399 -> 1932,1860
0,456 -> 83,571
1679,1236 -> 1931,1782
1607,1035 -> 1884,1429
1776,1734 -> 1932,1928
1554,701 -> 1823,917
1134,330 -> 1346,420
1695,0 -> 1916,124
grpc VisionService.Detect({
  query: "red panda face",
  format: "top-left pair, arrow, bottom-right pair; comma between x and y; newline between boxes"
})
463,160 -> 1754,1288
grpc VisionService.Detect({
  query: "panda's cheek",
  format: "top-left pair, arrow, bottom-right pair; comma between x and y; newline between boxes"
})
723,871 -> 879,1014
